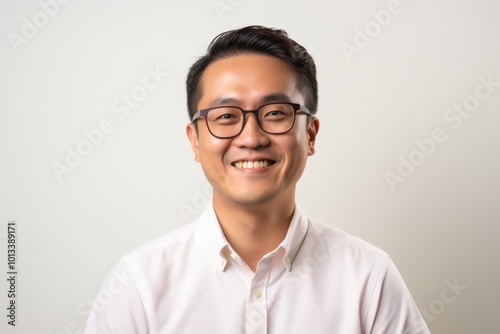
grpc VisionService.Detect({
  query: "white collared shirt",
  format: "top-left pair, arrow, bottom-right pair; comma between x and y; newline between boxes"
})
84,204 -> 430,334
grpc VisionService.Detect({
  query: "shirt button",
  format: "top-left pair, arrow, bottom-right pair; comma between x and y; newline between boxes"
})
230,253 -> 237,260
219,258 -> 225,267
284,256 -> 291,265
253,289 -> 263,298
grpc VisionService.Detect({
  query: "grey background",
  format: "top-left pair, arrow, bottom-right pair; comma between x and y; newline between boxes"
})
1,0 -> 499,333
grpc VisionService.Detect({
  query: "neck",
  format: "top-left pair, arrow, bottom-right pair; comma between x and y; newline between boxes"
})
212,193 -> 295,272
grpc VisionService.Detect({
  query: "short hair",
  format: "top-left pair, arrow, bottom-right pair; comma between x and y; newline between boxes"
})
186,25 -> 318,121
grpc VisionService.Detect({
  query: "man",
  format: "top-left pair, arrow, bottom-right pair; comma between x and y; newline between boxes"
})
85,25 -> 430,333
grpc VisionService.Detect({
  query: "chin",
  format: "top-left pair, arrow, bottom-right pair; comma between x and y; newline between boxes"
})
224,190 -> 278,206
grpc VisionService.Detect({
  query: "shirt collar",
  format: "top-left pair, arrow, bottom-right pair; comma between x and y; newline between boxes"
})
196,202 -> 309,272
196,203 -> 230,271
279,204 -> 309,271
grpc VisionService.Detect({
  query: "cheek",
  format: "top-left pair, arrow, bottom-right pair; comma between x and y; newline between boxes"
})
291,124 -> 311,151
198,132 -> 229,162
289,130 -> 311,165
280,135 -> 309,164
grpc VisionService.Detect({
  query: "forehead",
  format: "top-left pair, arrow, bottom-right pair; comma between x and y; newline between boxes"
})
199,54 -> 301,108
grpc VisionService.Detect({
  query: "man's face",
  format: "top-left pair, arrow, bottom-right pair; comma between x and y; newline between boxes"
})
186,54 -> 319,207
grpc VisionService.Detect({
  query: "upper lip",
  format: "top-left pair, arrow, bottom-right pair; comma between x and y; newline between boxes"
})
231,156 -> 276,162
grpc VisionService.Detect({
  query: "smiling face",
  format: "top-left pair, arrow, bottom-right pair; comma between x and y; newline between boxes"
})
186,53 -> 319,209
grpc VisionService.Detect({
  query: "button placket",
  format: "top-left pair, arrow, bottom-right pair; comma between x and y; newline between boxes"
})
245,258 -> 273,334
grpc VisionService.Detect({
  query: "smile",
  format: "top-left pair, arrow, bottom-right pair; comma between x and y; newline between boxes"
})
231,160 -> 275,169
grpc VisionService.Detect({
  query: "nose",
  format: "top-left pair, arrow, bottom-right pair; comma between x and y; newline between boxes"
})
232,113 -> 270,148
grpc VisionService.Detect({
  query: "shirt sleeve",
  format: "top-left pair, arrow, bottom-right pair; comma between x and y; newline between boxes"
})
365,257 -> 431,334
83,259 -> 149,334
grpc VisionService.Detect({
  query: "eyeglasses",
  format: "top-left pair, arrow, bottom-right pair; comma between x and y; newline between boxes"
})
191,102 -> 311,139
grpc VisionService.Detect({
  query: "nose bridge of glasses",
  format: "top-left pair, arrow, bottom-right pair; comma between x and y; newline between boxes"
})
241,108 -> 264,132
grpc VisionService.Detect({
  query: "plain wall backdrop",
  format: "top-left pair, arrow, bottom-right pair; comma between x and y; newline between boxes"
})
1,0 -> 499,333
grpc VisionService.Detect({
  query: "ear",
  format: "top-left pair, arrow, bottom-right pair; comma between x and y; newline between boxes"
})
307,117 -> 320,156
186,123 -> 200,162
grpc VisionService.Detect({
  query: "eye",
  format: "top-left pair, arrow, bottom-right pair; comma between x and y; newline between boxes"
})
264,109 -> 286,117
218,113 -> 237,119
209,108 -> 241,125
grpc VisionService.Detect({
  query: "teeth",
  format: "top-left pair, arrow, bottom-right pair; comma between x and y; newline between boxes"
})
233,160 -> 273,169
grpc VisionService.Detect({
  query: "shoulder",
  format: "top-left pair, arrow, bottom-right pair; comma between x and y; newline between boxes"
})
305,217 -> 390,265
120,221 -> 200,269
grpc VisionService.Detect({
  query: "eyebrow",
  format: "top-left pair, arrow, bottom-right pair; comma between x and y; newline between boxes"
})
208,93 -> 293,108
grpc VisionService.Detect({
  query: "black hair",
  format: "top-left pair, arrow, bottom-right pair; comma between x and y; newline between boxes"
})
186,25 -> 318,120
